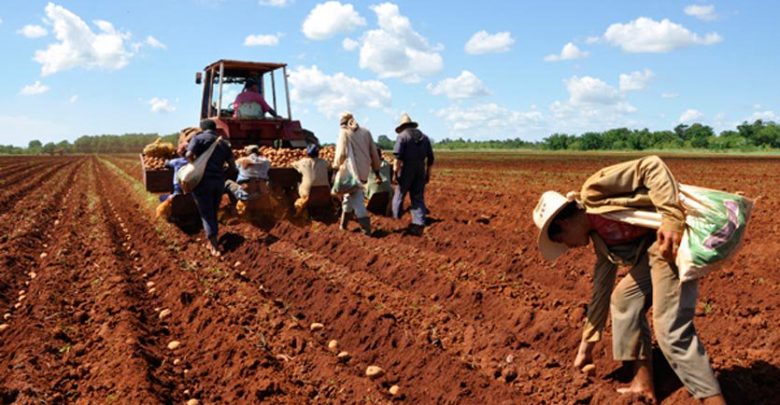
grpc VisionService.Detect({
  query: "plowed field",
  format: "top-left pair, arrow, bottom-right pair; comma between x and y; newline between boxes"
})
0,153 -> 777,405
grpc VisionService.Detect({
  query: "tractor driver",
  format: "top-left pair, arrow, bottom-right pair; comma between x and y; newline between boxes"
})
233,79 -> 280,119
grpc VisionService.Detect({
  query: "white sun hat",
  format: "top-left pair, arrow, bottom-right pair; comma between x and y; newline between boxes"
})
533,191 -> 576,261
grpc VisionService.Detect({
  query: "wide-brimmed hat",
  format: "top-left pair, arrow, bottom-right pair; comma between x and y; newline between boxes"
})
244,145 -> 260,155
533,191 -> 574,261
339,111 -> 354,126
395,113 -> 418,133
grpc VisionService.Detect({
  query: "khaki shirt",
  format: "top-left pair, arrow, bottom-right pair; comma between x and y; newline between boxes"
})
578,156 -> 683,342
333,126 -> 381,183
292,157 -> 330,198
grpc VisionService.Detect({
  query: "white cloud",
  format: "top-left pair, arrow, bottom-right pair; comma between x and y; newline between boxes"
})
619,69 -> 654,91
244,33 -> 280,46
679,108 -> 703,123
465,30 -> 514,55
34,3 -> 135,76
603,17 -> 722,53
427,70 -> 490,99
684,4 -> 717,21
662,92 -> 679,99
145,35 -> 166,49
259,0 -> 292,6
288,65 -> 391,118
149,97 -> 175,113
544,42 -> 589,62
69,94 -> 79,103
748,110 -> 778,122
585,36 -> 600,44
342,37 -> 359,51
435,103 -> 544,138
358,3 -> 443,83
302,1 -> 365,40
566,76 -> 621,105
18,24 -> 48,38
20,81 -> 50,95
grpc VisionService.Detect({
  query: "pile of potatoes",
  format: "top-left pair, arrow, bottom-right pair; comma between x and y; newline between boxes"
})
143,138 -> 176,159
142,155 -> 170,170
235,146 -> 337,168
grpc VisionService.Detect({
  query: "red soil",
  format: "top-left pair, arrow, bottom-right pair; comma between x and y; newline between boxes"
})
0,153 -> 777,404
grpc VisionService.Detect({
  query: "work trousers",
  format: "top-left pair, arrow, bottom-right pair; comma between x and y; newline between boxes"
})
611,240 -> 721,399
392,170 -> 426,226
342,188 -> 368,219
192,177 -> 223,239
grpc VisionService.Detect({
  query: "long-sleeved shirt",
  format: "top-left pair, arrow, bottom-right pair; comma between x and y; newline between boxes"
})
236,154 -> 270,182
187,130 -> 235,181
578,155 -> 684,342
165,157 -> 189,194
333,126 -> 381,183
233,91 -> 272,117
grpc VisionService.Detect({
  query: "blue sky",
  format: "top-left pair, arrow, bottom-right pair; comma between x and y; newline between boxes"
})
1,0 -> 778,146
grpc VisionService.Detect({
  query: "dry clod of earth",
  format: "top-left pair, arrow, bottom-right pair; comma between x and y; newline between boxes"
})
327,339 -> 339,352
186,399 -> 199,405
234,261 -> 241,268
40,252 -> 47,259
389,385 -> 401,397
29,272 -> 37,279
19,290 -> 25,296
366,365 -> 385,379
159,309 -> 172,320
14,303 -> 22,309
310,322 -> 324,332
148,288 -> 157,294
173,358 -> 181,366
0,324 -> 9,332
582,364 -> 596,377
168,340 -> 181,350
146,281 -> 155,288
337,351 -> 350,363
3,314 -> 10,320
18,295 -> 25,302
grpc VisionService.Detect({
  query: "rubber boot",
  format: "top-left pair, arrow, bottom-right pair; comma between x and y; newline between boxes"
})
357,217 -> 372,236
339,211 -> 351,230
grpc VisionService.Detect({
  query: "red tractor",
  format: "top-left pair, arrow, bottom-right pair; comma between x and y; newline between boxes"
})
141,60 -> 322,228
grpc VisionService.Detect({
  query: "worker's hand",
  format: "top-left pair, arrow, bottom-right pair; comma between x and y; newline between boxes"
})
574,340 -> 595,369
656,228 -> 682,262
374,171 -> 383,184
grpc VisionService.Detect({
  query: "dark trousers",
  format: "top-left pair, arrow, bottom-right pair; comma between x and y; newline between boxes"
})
392,170 -> 426,226
192,177 -> 224,239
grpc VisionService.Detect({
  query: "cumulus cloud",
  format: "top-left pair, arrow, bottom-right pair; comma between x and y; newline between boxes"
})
302,1 -> 365,40
358,3 -> 443,82
259,0 -> 292,6
565,76 -> 621,105
662,92 -> 679,99
288,65 -> 391,117
18,24 -> 48,38
435,103 -> 544,138
244,33 -> 280,46
149,97 -> 175,113
34,3 -> 135,76
427,70 -> 490,99
69,94 -> 79,103
20,81 -> 50,95
603,17 -> 722,53
679,108 -> 703,123
748,110 -> 778,122
585,36 -> 600,44
145,35 -> 166,49
684,4 -> 717,21
619,69 -> 654,92
544,42 -> 589,62
464,30 -> 514,55
342,37 -> 359,51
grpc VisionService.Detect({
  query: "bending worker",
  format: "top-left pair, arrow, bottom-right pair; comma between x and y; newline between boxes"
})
532,156 -> 725,405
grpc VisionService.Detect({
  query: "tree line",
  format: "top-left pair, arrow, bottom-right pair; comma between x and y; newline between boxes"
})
2,120 -> 778,155
436,120 -> 780,151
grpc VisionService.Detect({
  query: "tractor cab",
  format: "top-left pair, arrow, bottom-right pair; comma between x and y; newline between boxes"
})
196,59 -> 312,149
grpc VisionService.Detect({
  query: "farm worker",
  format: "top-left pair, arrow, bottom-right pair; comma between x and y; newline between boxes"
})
532,156 -> 725,405
233,79 -> 280,118
291,144 -> 330,215
392,113 -> 434,236
187,119 -> 235,257
333,112 -> 382,235
224,144 -> 271,203
155,145 -> 189,220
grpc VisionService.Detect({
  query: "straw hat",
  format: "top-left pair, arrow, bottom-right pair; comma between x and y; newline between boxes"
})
339,111 -> 354,126
395,113 -> 418,133
533,191 -> 574,261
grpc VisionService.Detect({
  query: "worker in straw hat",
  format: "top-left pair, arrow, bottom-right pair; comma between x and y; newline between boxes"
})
392,113 -> 434,235
333,112 -> 382,235
533,156 -> 725,405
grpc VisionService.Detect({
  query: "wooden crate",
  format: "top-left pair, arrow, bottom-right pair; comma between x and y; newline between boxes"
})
140,154 -> 174,193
